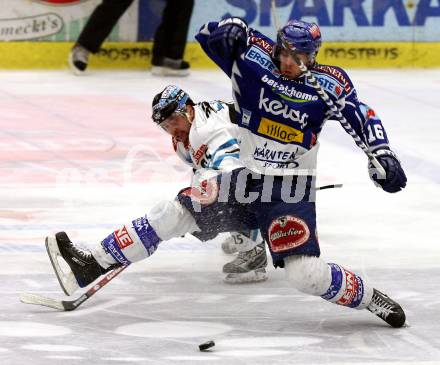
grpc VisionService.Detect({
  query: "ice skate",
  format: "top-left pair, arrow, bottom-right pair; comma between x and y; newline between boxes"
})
367,289 -> 406,328
151,57 -> 190,77
223,242 -> 268,284
68,44 -> 89,75
45,232 -> 106,296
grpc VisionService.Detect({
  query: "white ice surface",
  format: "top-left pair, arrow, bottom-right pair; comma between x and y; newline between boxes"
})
0,69 -> 439,364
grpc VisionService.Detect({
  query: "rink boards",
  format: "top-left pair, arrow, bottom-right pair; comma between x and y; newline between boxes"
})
1,41 -> 440,69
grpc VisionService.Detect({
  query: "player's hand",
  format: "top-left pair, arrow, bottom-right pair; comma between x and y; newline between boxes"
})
368,149 -> 407,193
208,17 -> 248,57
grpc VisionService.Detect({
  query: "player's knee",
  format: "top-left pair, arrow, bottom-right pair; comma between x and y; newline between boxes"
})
284,255 -> 331,296
148,199 -> 199,241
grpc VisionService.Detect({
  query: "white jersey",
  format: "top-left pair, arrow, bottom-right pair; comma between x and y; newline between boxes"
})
173,101 -> 243,173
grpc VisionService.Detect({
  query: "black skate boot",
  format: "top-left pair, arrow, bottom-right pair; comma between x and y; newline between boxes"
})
46,232 -> 112,296
367,289 -> 406,328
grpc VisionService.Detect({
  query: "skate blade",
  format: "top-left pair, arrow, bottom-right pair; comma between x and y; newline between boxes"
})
224,269 -> 268,284
45,236 -> 79,296
151,66 -> 190,77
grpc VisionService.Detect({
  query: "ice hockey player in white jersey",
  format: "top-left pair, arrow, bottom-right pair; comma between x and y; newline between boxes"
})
45,85 -> 267,291
154,85 -> 268,283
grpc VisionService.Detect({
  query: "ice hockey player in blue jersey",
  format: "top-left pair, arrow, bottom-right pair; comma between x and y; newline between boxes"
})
44,19 -> 407,329
192,18 -> 407,327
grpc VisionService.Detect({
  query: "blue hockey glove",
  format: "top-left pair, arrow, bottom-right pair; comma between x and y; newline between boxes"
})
207,17 -> 248,58
368,149 -> 407,193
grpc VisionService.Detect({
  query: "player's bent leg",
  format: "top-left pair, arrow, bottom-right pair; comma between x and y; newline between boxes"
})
284,255 -> 332,296
93,199 -> 199,268
284,255 -> 406,327
223,229 -> 268,284
47,199 -> 199,295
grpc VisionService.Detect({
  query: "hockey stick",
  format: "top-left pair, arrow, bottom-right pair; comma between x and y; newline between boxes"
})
20,265 -> 128,311
270,1 -> 386,179
315,183 -> 343,191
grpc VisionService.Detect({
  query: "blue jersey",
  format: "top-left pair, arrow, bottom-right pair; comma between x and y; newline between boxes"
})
196,22 -> 390,176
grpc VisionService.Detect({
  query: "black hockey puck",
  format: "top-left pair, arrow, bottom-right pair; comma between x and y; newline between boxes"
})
198,340 -> 215,351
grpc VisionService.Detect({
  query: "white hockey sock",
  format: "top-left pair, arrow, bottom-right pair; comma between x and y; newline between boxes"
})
232,229 -> 262,252
284,256 -> 373,309
321,262 -> 373,309
93,199 -> 199,269
284,255 -> 331,295
92,245 -> 117,269
95,216 -> 161,268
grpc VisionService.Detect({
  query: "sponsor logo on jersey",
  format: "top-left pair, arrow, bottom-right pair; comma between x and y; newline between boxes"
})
249,36 -> 274,54
253,142 -> 299,168
245,46 -> 279,76
315,65 -> 351,93
258,117 -> 303,144
261,74 -> 318,103
192,144 -> 208,165
114,226 -> 134,249
241,108 -> 252,126
268,215 -> 310,252
259,88 -> 309,127
367,107 -> 376,119
307,74 -> 343,98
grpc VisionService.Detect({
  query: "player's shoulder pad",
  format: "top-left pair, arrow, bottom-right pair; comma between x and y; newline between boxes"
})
197,101 -> 220,119
212,100 -> 237,125
247,29 -> 276,55
310,63 -> 355,99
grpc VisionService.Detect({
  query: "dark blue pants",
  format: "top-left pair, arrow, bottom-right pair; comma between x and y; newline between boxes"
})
178,168 -> 320,267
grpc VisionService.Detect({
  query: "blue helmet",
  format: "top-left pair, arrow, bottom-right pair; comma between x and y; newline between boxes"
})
151,85 -> 193,124
276,20 -> 322,63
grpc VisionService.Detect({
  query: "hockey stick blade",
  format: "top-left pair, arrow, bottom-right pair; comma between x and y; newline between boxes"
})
20,292 -> 65,310
20,265 -> 128,311
20,292 -> 88,311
